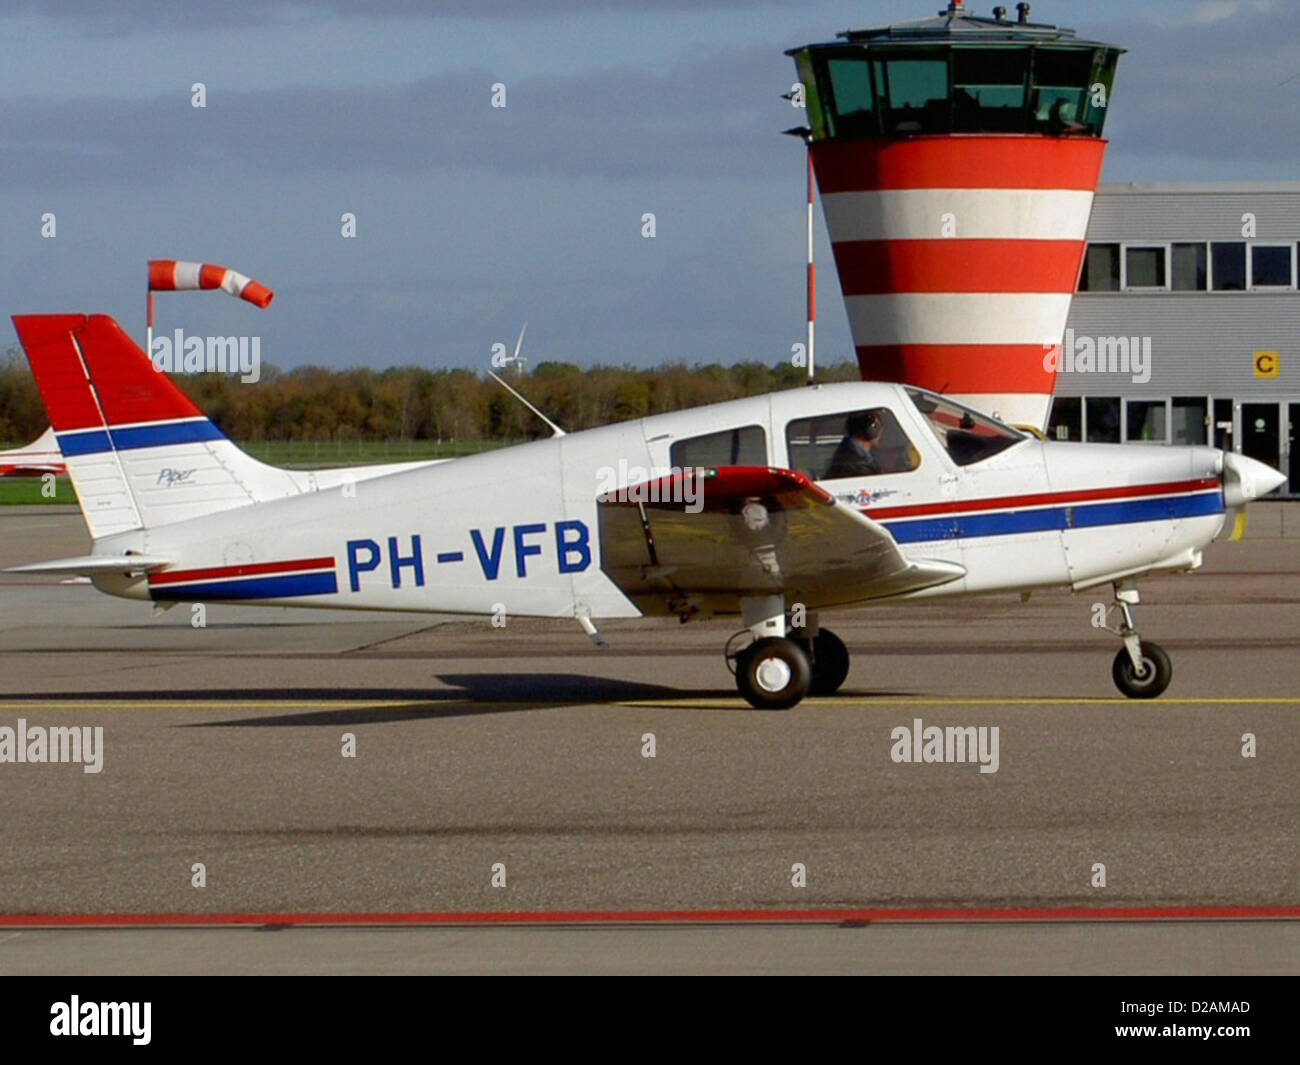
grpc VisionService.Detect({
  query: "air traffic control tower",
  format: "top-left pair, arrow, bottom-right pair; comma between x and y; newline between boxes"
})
788,1 -> 1123,428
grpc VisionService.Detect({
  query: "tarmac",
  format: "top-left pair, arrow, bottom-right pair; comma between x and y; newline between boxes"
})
0,504 -> 1295,974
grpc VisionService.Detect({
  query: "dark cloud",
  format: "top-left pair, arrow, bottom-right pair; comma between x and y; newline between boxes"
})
1085,5 -> 1300,171
3,0 -> 786,34
0,46 -> 801,190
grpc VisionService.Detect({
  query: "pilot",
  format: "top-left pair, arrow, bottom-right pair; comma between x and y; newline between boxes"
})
825,410 -> 883,479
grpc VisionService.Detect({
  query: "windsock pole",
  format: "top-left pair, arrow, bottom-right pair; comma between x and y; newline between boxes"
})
806,147 -> 816,385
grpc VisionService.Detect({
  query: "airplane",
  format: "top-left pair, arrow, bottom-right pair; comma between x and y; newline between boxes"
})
6,312 -> 1287,709
0,426 -> 65,477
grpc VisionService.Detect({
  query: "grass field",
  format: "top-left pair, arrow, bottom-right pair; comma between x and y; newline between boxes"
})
0,439 -> 518,504
0,477 -> 77,505
241,438 -> 514,466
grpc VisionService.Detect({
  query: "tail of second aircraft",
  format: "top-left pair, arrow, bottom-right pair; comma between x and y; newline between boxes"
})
13,313 -> 313,539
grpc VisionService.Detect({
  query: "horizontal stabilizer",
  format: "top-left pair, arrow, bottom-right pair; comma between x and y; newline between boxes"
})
6,555 -> 172,576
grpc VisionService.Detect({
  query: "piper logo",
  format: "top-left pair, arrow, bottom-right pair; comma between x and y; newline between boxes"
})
50,996 -> 151,1045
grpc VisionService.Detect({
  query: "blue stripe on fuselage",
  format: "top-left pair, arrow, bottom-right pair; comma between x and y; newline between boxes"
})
150,571 -> 338,601
882,491 -> 1224,544
56,419 -> 226,456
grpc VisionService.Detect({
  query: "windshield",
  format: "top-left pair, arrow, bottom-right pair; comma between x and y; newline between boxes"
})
905,388 -> 1026,466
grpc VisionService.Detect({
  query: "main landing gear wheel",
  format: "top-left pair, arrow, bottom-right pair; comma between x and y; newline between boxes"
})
803,628 -> 850,696
1111,641 -> 1172,699
735,637 -> 811,710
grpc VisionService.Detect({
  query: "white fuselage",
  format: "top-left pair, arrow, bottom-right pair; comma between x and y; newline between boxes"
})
91,382 -> 1227,618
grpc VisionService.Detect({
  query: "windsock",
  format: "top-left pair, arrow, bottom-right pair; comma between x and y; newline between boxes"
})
148,260 -> 274,309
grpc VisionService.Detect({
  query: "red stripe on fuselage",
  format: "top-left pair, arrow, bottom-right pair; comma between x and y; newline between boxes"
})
861,478 -> 1222,522
150,556 -> 336,587
811,135 -> 1107,195
834,239 -> 1085,295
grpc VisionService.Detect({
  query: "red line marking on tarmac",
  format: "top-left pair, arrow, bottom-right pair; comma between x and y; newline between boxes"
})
1,905 -> 1297,928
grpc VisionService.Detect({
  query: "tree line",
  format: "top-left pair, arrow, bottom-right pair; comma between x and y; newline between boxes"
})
0,350 -> 860,445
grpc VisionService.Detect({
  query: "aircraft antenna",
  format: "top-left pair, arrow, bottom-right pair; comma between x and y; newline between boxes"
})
488,332 -> 564,442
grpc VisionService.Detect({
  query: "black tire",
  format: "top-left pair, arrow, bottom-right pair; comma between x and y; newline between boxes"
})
1111,641 -> 1172,699
736,637 -> 811,710
805,628 -> 851,696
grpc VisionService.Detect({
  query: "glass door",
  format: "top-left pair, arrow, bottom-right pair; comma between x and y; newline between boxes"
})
1241,402 -> 1281,475
1288,403 -> 1300,497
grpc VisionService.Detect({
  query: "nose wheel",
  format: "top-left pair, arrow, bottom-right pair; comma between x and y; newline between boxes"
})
1111,641 -> 1172,699
1100,581 -> 1173,699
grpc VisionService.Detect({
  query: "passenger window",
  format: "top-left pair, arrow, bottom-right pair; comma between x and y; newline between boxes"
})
785,408 -> 920,481
669,425 -> 766,469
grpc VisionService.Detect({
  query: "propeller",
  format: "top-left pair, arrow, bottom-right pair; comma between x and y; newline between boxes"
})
1219,452 -> 1287,541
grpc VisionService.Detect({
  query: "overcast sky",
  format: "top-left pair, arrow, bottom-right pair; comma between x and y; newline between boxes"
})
1,0 -> 1296,372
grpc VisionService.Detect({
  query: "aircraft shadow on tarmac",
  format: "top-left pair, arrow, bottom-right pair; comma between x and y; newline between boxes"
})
6,676 -> 920,727
185,676 -> 698,726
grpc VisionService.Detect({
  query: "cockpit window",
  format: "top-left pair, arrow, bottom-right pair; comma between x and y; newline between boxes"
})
786,407 -> 920,481
905,388 -> 1026,466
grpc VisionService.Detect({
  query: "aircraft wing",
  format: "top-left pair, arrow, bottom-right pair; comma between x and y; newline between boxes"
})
596,466 -> 964,617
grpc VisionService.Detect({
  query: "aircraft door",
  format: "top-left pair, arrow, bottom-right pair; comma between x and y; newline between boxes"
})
560,422 -> 656,620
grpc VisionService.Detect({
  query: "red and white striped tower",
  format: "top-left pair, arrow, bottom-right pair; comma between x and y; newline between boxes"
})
789,1 -> 1124,428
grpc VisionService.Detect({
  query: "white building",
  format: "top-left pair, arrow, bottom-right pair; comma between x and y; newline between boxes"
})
1052,182 -> 1300,495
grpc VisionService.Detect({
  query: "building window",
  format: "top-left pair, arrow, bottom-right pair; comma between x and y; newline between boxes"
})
1171,243 -> 1207,291
1125,399 -> 1168,443
1211,242 -> 1246,291
1125,246 -> 1167,289
1046,397 -> 1081,441
1078,243 -> 1120,292
1250,244 -> 1294,288
1085,397 -> 1121,443
1171,398 -> 1208,446
670,425 -> 766,470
